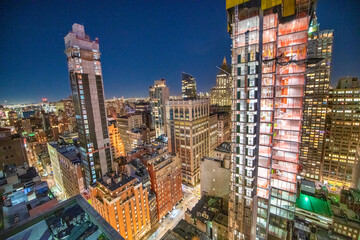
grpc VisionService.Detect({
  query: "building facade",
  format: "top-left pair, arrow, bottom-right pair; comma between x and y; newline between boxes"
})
166,99 -> 210,185
209,114 -> 218,156
143,150 -> 183,220
337,76 -> 359,89
217,112 -> 231,145
182,73 -> 197,99
210,57 -> 232,107
116,114 -> 143,154
89,173 -> 151,240
108,120 -> 125,160
226,1 -> 315,239
0,127 -> 27,171
64,23 -> 112,186
201,142 -> 231,209
300,18 -> 333,181
149,79 -> 170,137
322,83 -> 360,188
47,142 -> 85,199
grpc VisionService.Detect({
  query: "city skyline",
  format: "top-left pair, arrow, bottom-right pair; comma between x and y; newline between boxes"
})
2,1 -> 360,240
1,0 -> 360,104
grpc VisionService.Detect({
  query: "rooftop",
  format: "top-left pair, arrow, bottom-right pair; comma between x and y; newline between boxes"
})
296,193 -> 332,217
214,142 -> 231,153
189,195 -> 222,223
49,142 -> 81,164
2,195 -> 123,240
213,212 -> 228,227
97,173 -> 136,192
170,219 -> 211,240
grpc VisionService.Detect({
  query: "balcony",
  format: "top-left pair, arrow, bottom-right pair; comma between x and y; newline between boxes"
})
260,123 -> 272,134
274,109 -> 301,120
275,86 -> 303,98
278,44 -> 307,61
278,17 -> 309,36
257,177 -> 270,189
273,140 -> 299,153
259,135 -> 272,146
257,188 -> 269,199
259,146 -> 271,157
274,120 -> 300,131
272,160 -> 298,174
271,171 -> 297,183
271,178 -> 296,193
258,157 -> 270,168
277,63 -> 305,75
262,75 -> 275,86
261,87 -> 274,99
261,99 -> 273,110
276,75 -> 305,86
260,111 -> 273,122
272,151 -> 298,163
275,98 -> 302,109
274,130 -> 300,143
258,167 -> 270,179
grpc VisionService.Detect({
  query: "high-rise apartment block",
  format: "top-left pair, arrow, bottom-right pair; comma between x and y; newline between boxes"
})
300,19 -> 333,181
166,99 -> 209,185
210,57 -> 232,107
226,1 -> 315,239
322,80 -> 360,188
149,79 -> 169,137
108,120 -> 125,160
182,73 -> 197,99
89,173 -> 151,240
64,23 -> 112,185
142,148 -> 183,220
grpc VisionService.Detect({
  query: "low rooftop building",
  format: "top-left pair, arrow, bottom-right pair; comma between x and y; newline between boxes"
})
1,195 -> 123,240
89,172 -> 151,240
160,219 -> 211,240
185,195 -> 226,239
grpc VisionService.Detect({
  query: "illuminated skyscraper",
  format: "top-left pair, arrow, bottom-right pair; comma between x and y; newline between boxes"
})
166,99 -> 210,185
182,72 -> 197,99
300,17 -> 333,181
210,57 -> 232,107
65,24 -> 112,186
226,1 -> 315,239
149,79 -> 170,137
322,78 -> 360,188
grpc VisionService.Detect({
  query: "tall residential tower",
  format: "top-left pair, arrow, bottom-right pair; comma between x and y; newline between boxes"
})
65,24 -> 112,186
226,1 -> 316,239
149,79 -> 170,137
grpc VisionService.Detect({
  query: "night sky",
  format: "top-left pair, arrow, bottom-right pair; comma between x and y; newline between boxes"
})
1,1 -> 359,104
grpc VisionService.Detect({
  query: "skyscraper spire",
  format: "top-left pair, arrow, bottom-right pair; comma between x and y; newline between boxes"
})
223,56 -> 227,65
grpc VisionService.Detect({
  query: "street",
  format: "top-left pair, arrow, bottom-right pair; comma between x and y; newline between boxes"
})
146,184 -> 200,240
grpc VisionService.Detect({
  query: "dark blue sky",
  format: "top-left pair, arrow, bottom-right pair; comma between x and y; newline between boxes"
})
0,1 -> 359,104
